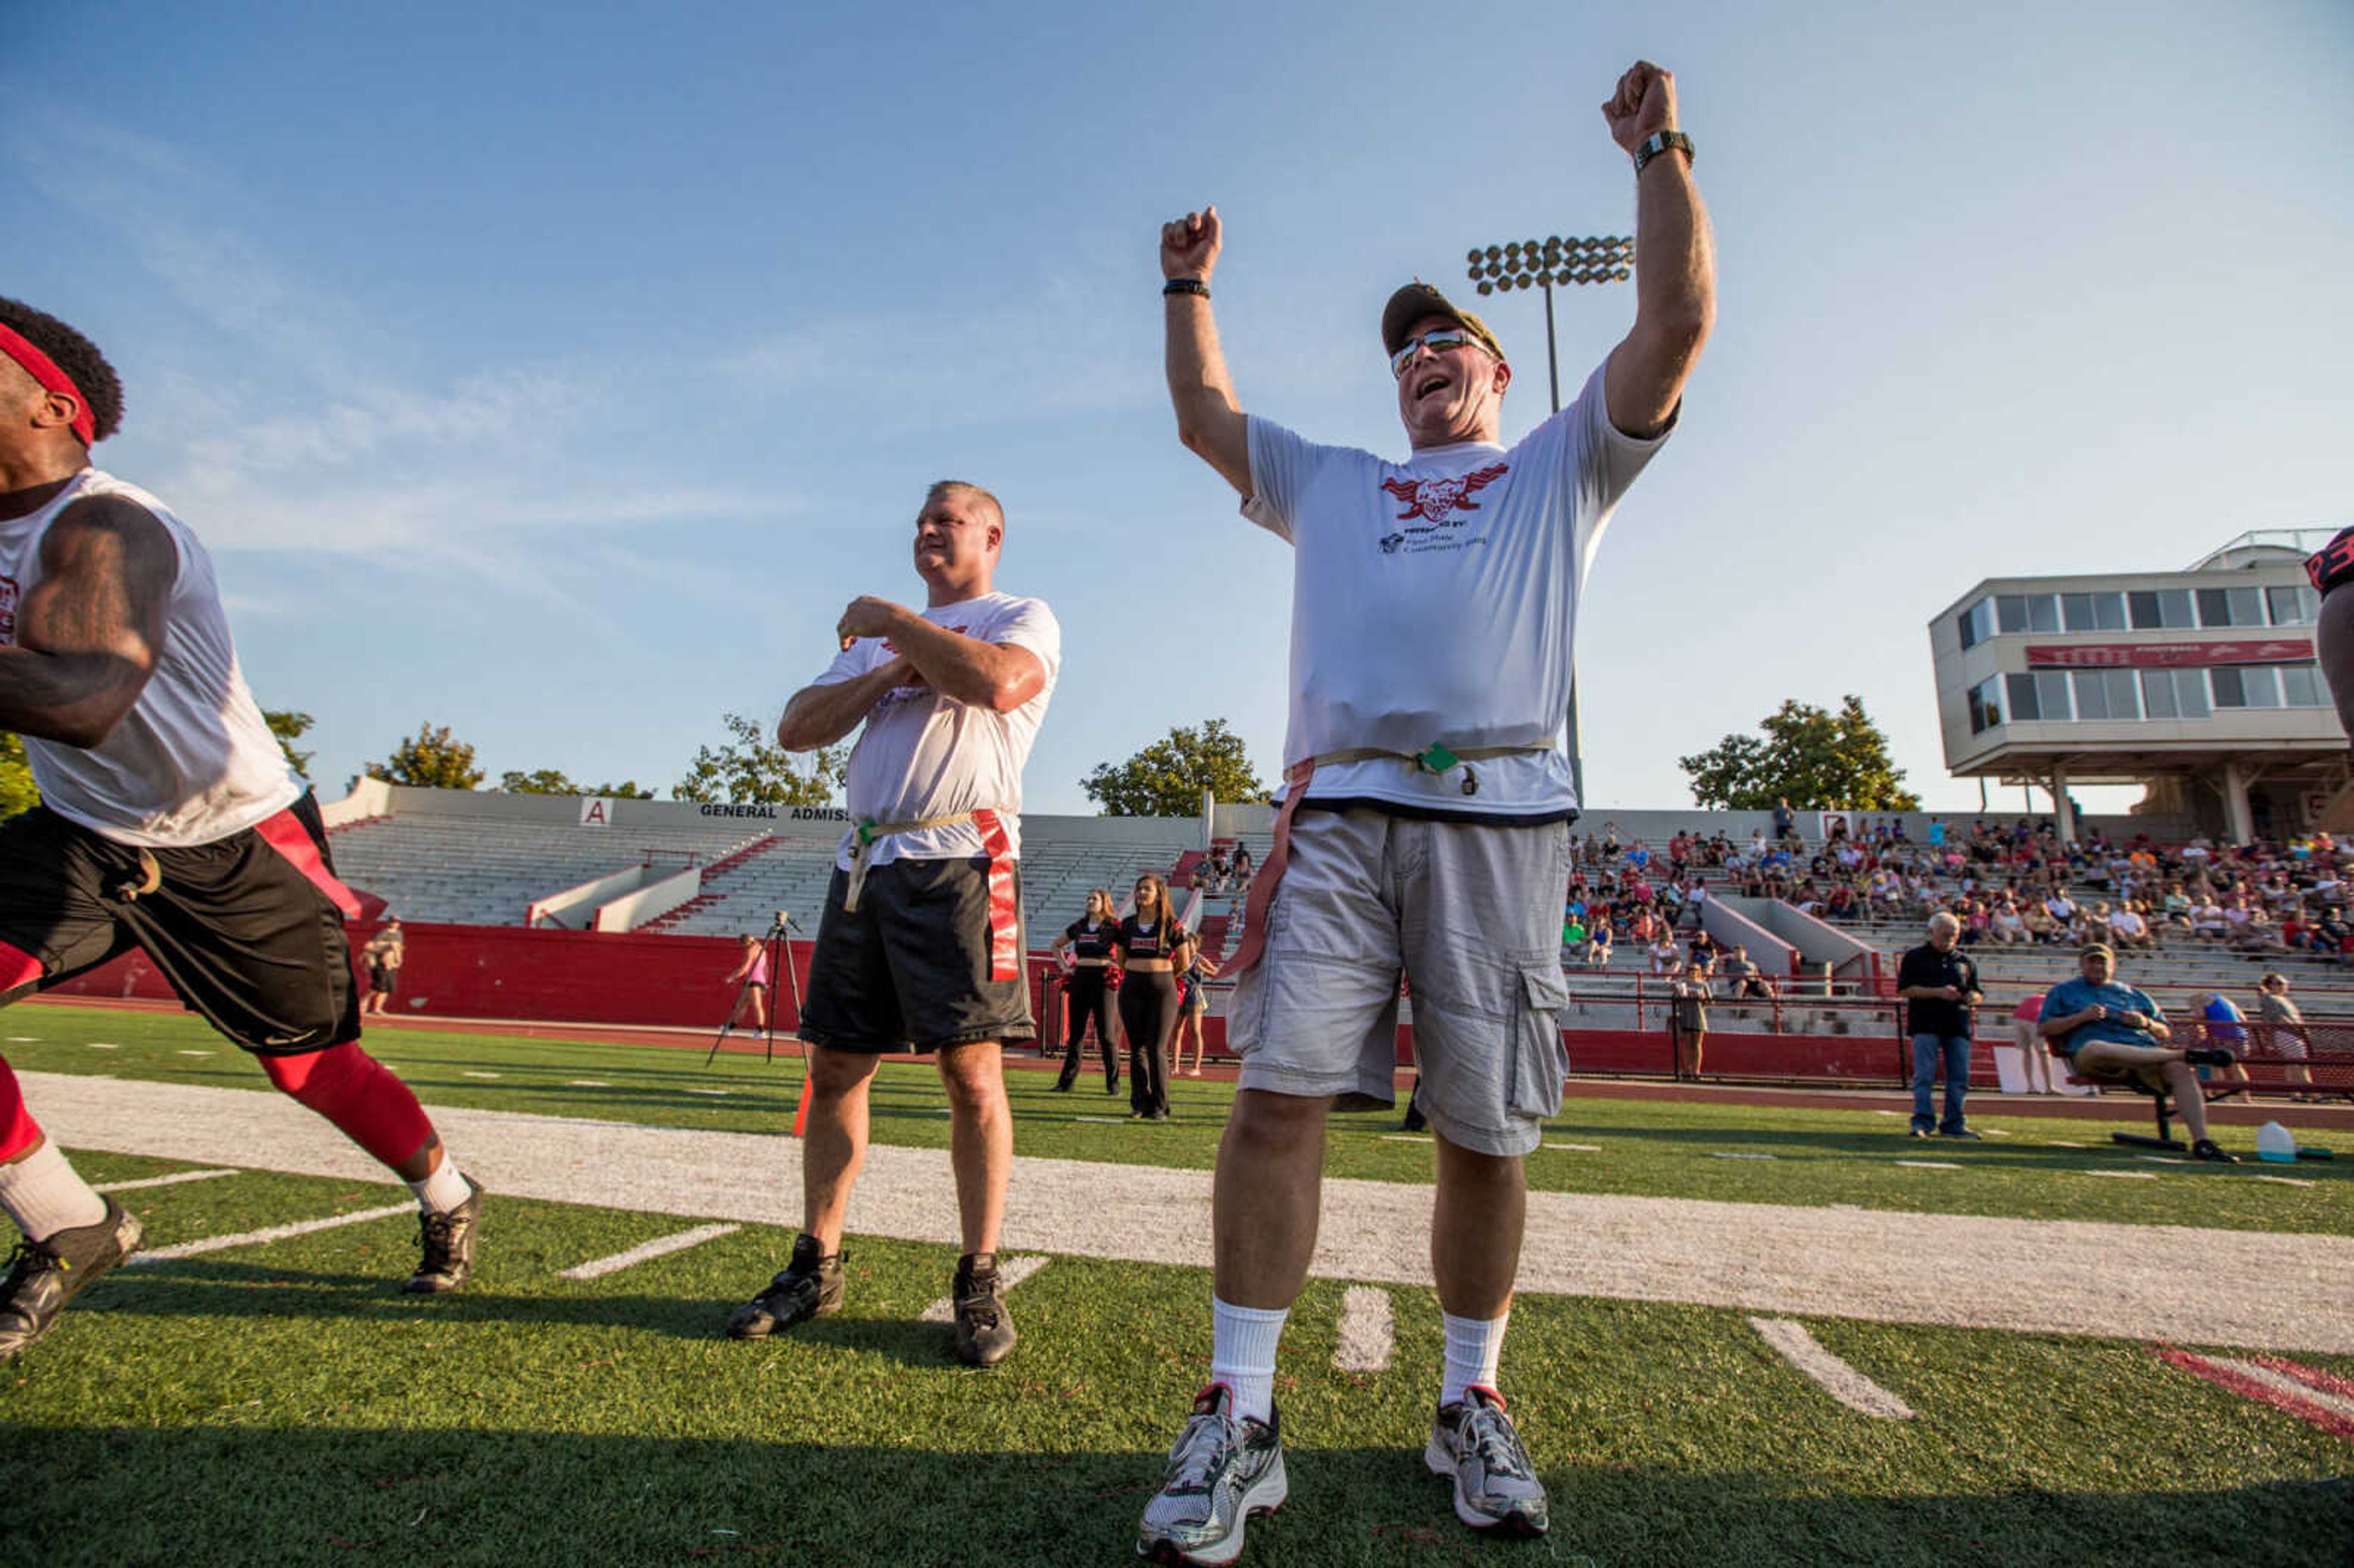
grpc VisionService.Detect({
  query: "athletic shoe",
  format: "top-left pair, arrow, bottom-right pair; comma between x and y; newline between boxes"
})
0,1199 -> 143,1359
1937,1128 -> 1983,1141
1052,1077 -> 1076,1093
1425,1385 -> 1550,1538
951,1252 -> 1017,1367
725,1231 -> 844,1339
1137,1383 -> 1287,1566
403,1175 -> 484,1294
1907,1127 -> 1932,1139
2190,1138 -> 2239,1163
2185,1048 -> 2237,1068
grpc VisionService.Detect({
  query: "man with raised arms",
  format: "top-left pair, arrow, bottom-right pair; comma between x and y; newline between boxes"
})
1138,60 -> 1713,1564
0,297 -> 484,1360
723,480 -> 1058,1368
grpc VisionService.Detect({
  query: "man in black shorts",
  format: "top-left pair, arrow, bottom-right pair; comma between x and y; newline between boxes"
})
0,297 -> 483,1360
723,481 -> 1059,1368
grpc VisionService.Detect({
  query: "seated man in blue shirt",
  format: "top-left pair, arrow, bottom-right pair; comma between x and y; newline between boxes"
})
2039,943 -> 2239,1162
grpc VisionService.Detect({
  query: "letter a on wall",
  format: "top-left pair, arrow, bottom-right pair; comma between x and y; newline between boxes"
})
579,797 -> 612,828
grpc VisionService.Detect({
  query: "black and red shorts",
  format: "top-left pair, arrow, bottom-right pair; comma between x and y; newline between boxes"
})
0,793 -> 365,1056
797,854 -> 1035,1054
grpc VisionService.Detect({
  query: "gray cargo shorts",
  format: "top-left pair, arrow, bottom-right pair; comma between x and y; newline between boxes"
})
1225,809 -> 1572,1157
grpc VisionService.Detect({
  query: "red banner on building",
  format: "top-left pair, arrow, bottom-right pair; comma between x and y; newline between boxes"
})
2024,638 -> 2313,669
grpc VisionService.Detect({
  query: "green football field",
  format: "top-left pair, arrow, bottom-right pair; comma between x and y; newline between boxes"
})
5,1002 -> 2350,1567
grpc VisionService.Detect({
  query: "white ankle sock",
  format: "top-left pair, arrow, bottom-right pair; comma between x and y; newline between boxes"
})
408,1159 -> 473,1214
1210,1296 -> 1289,1425
0,1140 -> 109,1242
1441,1310 -> 1509,1407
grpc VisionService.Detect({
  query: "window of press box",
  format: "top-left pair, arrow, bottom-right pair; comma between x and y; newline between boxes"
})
1995,594 -> 2062,634
1957,598 -> 1994,650
2211,666 -> 2284,708
2280,664 -> 2327,707
2269,585 -> 2320,626
2061,592 -> 2127,632
2070,668 -> 2140,721
2196,585 -> 2269,628
2139,668 -> 2211,720
1967,676 -> 2004,733
2127,588 -> 2196,630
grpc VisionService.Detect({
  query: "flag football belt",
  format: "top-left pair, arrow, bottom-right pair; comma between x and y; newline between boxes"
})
844,812 -> 979,913
1224,744 -> 1556,975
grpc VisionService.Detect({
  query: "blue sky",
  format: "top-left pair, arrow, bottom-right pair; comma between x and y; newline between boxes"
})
7,0 -> 2350,816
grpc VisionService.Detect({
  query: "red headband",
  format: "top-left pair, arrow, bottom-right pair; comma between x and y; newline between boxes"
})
0,322 -> 96,446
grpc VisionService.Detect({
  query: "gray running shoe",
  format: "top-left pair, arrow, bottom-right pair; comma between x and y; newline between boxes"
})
1137,1383 -> 1288,1566
725,1231 -> 844,1339
951,1251 -> 1016,1367
1425,1385 -> 1549,1537
402,1174 -> 484,1294
0,1198 -> 143,1359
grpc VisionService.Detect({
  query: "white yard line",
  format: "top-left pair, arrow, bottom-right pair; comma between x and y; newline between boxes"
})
1543,1143 -> 1603,1152
84,1043 -> 118,1051
29,1071 -> 2354,1353
1073,1116 -> 1130,1125
1894,1161 -> 1960,1171
918,1254 -> 1051,1322
687,1089 -> 731,1097
1379,1134 -> 1432,1144
2249,1174 -> 2317,1188
567,1081 -> 611,1088
558,1223 -> 742,1281
94,1168 -> 241,1193
1333,1285 -> 1395,1373
2082,1170 -> 2159,1180
175,1050 -> 213,1057
1711,1152 -> 1776,1160
462,1071 -> 501,1079
130,1202 -> 417,1263
2208,1358 -> 2354,1424
1748,1317 -> 1914,1419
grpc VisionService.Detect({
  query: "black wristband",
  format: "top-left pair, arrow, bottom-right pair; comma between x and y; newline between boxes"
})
1632,129 -> 1695,177
1163,278 -> 1210,299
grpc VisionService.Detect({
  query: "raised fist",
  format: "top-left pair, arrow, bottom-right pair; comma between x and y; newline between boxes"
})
1601,60 -> 1678,155
1161,206 -> 1222,283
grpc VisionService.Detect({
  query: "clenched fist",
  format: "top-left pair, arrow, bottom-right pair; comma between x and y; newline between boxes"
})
1161,206 -> 1222,283
1601,60 -> 1679,155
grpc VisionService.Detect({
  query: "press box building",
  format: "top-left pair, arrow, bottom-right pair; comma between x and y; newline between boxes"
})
1929,530 -> 2343,845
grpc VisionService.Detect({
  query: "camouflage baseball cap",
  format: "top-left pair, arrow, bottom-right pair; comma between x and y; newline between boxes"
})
1381,281 -> 1505,363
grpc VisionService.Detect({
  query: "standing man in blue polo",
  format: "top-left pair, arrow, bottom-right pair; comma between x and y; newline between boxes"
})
1896,911 -> 1982,1139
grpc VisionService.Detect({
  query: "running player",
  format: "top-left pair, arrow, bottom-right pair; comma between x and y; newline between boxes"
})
0,297 -> 484,1360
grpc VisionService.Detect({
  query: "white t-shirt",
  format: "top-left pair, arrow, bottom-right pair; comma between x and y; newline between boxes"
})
1242,362 -> 1668,818
0,468 -> 302,847
812,590 -> 1059,869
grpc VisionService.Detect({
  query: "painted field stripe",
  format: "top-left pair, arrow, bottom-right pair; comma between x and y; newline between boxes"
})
1333,1285 -> 1394,1373
1894,1160 -> 1960,1170
6,1036 -> 37,1042
2242,1354 -> 2354,1402
2081,1170 -> 2158,1180
918,1254 -> 1051,1322
1073,1116 -> 1129,1125
1543,1143 -> 1603,1152
567,1080 -> 611,1088
559,1222 -> 742,1281
2135,1155 -> 2185,1165
2249,1174 -> 2316,1188
1978,1129 -> 2013,1138
1380,1135 -> 1431,1144
687,1088 -> 731,1097
462,1071 -> 501,1079
2046,1141 -> 2087,1149
94,1168 -> 240,1193
85,1043 -> 118,1051
1748,1317 -> 1914,1419
2155,1346 -> 2354,1441
176,1050 -> 213,1057
1712,1152 -> 1777,1161
129,1202 -> 416,1264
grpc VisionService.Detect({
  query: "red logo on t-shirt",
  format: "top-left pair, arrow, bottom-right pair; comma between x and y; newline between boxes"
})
1380,463 -> 1509,523
0,575 -> 17,646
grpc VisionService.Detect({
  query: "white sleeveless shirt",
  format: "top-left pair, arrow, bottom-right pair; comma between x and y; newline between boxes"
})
0,469 -> 301,847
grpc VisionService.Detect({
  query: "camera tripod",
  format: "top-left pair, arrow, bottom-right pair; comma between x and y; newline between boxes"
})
706,909 -> 806,1067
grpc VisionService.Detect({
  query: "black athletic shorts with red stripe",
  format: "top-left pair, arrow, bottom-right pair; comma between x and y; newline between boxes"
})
798,854 -> 1035,1054
0,793 -> 366,1056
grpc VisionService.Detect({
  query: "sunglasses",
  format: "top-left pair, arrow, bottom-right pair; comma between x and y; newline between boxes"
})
1390,328 -> 1488,378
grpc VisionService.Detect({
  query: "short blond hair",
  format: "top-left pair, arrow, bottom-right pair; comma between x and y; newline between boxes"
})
926,479 -> 1004,536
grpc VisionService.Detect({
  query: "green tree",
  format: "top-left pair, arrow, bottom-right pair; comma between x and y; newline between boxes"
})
675,712 -> 843,805
262,709 -> 316,778
1081,718 -> 1271,818
0,731 -> 37,821
1679,696 -> 1922,812
367,721 -> 486,791
498,768 -> 655,798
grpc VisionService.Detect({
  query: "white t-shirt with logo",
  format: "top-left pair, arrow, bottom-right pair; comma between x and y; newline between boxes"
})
812,591 -> 1059,869
1243,362 -> 1668,817
0,468 -> 302,847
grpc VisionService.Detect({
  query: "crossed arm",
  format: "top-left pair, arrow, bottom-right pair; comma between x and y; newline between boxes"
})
775,604 -> 1046,752
0,495 -> 174,749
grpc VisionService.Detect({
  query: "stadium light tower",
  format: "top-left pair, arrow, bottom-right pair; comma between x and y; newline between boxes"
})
1464,233 -> 1634,807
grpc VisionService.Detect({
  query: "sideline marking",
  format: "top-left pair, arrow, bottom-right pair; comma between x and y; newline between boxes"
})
567,1080 -> 611,1088
463,1071 -> 501,1079
1380,1134 -> 1432,1144
1073,1116 -> 1129,1125
2249,1174 -> 2317,1189
1894,1160 -> 1960,1170
1711,1152 -> 1777,1161
2082,1170 -> 2158,1180
1748,1317 -> 1914,1420
1544,1143 -> 1604,1152
2047,1141 -> 2087,1149
94,1168 -> 240,1193
130,1202 -> 417,1263
1979,1128 -> 2014,1138
2135,1155 -> 2185,1165
6,1036 -> 37,1042
560,1222 -> 742,1281
85,1043 -> 120,1051
918,1254 -> 1051,1322
1333,1285 -> 1395,1373
2156,1346 -> 2354,1441
687,1088 -> 731,1097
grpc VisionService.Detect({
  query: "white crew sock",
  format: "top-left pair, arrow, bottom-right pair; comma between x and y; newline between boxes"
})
1441,1310 -> 1510,1407
1209,1296 -> 1290,1425
0,1140 -> 110,1242
408,1157 -> 473,1214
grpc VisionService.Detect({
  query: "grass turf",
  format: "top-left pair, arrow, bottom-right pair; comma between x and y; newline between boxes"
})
5,1151 -> 2348,1567
12,1002 -> 2353,1237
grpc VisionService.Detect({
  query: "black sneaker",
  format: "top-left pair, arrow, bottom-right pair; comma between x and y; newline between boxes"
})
726,1231 -> 844,1339
2190,1138 -> 2239,1163
951,1251 -> 1016,1367
0,1199 -> 143,1359
403,1174 -> 484,1294
2185,1048 -> 2237,1068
